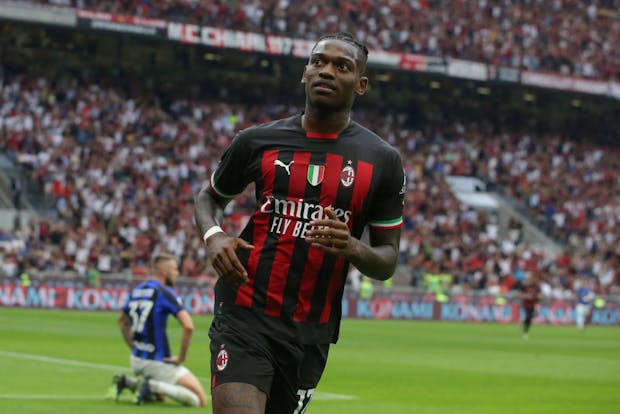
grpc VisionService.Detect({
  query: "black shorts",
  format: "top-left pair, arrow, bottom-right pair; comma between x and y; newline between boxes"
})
523,306 -> 536,322
299,343 -> 329,388
293,343 -> 329,413
209,312 -> 329,414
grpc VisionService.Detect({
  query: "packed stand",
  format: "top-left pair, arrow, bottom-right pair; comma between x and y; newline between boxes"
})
368,114 -> 619,298
0,73 -> 277,285
2,70 -> 618,299
36,0 -> 620,80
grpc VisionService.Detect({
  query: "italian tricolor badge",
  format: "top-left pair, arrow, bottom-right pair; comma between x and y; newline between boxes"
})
307,165 -> 325,186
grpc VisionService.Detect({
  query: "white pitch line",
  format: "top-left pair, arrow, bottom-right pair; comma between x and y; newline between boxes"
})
0,394 -> 104,400
313,392 -> 358,401
0,350 -> 210,380
0,351 -> 126,372
0,393 -> 358,401
0,351 -> 358,401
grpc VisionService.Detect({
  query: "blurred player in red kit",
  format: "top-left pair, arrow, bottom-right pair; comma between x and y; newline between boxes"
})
519,276 -> 541,339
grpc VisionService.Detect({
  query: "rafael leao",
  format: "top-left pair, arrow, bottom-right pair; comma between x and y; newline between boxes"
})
195,32 -> 405,414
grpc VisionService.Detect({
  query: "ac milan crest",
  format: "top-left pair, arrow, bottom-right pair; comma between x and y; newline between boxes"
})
340,165 -> 355,187
216,349 -> 229,371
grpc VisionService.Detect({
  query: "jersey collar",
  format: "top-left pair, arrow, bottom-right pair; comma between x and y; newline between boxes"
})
299,113 -> 351,140
306,131 -> 339,139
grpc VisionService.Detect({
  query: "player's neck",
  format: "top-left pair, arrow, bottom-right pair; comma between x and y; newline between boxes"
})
302,109 -> 351,135
151,274 -> 168,286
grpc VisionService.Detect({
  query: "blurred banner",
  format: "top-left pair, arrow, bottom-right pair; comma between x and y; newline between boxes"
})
0,0 -> 76,26
0,277 -> 215,314
342,293 -> 619,326
1,278 -> 618,326
521,71 -> 611,95
0,2 -> 617,100
76,9 -> 167,38
447,58 -> 488,81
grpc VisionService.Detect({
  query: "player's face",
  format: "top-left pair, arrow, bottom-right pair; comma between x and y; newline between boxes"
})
161,259 -> 180,287
302,39 -> 368,111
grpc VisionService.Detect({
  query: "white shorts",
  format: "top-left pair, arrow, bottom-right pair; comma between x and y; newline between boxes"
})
130,355 -> 190,384
576,303 -> 592,318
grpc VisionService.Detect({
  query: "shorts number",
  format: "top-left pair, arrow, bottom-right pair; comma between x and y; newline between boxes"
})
293,388 -> 315,414
128,300 -> 153,333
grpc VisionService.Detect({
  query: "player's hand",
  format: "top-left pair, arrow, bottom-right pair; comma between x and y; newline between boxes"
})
206,233 -> 254,285
305,207 -> 354,258
164,355 -> 183,365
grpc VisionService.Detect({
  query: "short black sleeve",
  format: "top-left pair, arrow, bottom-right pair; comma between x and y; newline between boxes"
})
367,148 -> 405,229
210,129 -> 254,198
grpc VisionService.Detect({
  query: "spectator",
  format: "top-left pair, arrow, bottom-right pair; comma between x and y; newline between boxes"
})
35,0 -> 620,80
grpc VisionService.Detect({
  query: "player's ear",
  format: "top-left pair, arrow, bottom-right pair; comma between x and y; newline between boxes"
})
355,76 -> 369,96
301,67 -> 307,84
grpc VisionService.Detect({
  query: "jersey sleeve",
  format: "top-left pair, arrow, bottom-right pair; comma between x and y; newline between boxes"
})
367,148 -> 405,230
160,287 -> 185,316
122,300 -> 130,314
209,129 -> 254,199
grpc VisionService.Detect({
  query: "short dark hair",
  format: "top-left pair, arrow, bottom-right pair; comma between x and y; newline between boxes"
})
313,32 -> 369,73
151,252 -> 177,269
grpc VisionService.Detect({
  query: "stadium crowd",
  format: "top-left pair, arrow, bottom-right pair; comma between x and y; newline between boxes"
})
1,70 -> 618,299
38,0 -> 620,80
393,122 -> 620,298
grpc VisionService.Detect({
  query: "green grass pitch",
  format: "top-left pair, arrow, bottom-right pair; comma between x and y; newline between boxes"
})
0,308 -> 618,413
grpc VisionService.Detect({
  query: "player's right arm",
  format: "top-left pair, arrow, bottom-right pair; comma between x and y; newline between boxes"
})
194,131 -> 255,285
194,188 -> 254,285
118,311 -> 134,350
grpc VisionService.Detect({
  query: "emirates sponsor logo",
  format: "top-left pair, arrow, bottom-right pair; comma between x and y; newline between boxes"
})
260,195 -> 353,239
259,195 -> 351,224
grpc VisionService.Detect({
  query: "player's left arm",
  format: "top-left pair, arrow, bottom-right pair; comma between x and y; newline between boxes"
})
164,310 -> 194,366
160,288 -> 194,366
305,208 -> 400,280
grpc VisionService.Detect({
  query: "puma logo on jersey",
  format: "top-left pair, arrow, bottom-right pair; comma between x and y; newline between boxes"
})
274,159 -> 294,175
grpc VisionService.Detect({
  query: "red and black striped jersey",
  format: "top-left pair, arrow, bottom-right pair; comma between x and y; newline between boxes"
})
522,284 -> 540,309
209,114 -> 405,344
